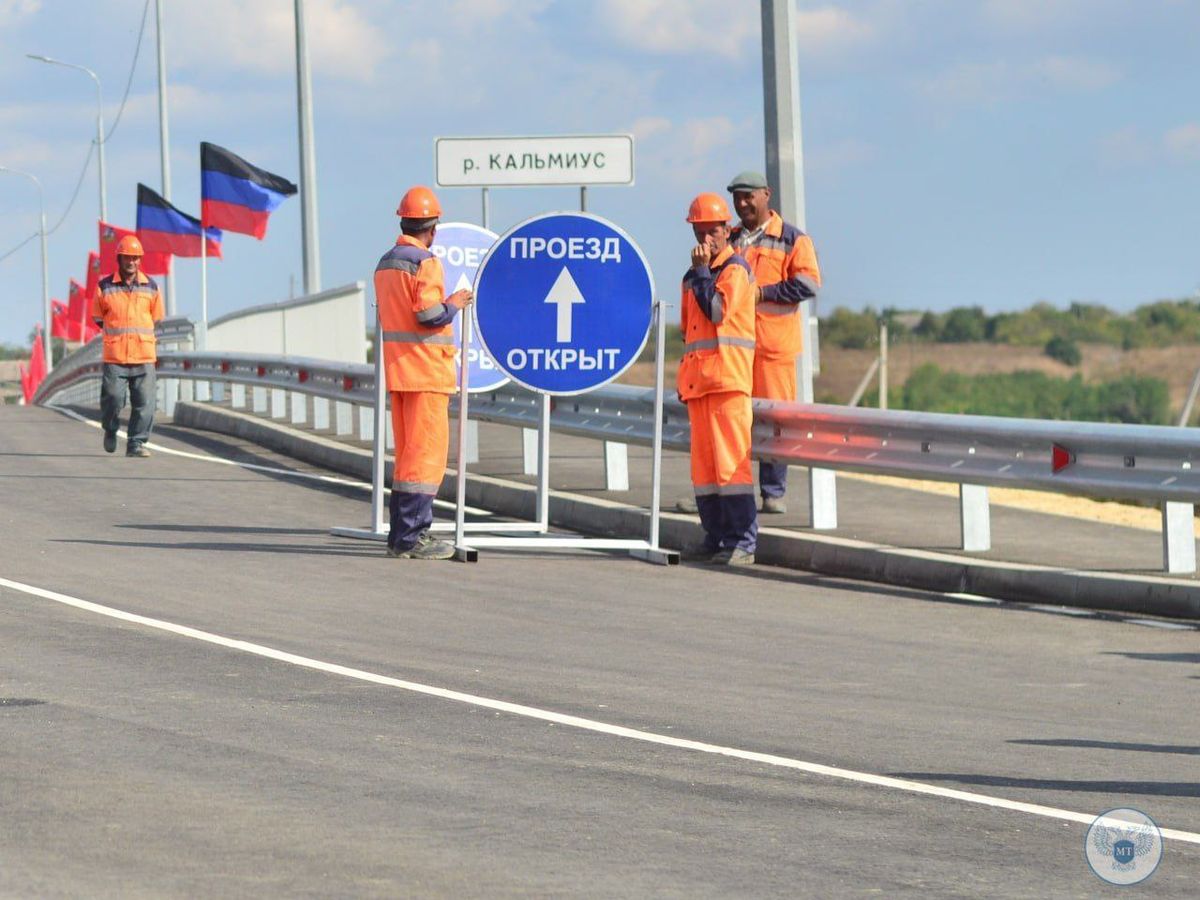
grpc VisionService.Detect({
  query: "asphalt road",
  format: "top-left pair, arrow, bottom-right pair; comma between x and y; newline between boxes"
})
1,405 -> 1198,898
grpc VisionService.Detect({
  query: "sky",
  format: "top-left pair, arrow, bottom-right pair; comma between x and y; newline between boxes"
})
2,0 -> 1199,348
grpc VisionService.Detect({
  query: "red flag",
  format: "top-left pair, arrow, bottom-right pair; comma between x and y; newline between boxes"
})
19,362 -> 32,403
24,328 -> 47,402
67,279 -> 100,341
98,220 -> 171,276
85,251 -> 101,300
50,300 -> 70,340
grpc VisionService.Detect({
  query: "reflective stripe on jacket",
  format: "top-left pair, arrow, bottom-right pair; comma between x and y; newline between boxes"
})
731,210 -> 821,360
91,272 -> 164,364
375,235 -> 456,393
676,246 -> 755,402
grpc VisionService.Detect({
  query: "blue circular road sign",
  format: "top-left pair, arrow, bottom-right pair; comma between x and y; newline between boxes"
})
474,212 -> 653,395
431,222 -> 509,393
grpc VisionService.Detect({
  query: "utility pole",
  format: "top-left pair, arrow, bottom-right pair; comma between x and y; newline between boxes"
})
155,0 -> 176,316
761,0 -> 836,528
295,0 -> 322,294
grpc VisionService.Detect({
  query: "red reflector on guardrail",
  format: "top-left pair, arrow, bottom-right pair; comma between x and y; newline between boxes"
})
220,361 -> 230,374
182,360 -> 191,371
257,366 -> 266,377
298,370 -> 309,383
1051,443 -> 1074,473
342,376 -> 354,391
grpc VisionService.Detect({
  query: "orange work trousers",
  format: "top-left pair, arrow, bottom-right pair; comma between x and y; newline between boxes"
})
752,355 -> 796,499
388,391 -> 450,550
687,391 -> 757,552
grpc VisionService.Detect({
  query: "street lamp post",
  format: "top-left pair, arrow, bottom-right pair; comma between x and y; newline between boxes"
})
0,166 -> 52,373
26,54 -> 107,222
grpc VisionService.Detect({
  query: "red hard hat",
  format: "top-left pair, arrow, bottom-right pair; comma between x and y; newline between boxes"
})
686,192 -> 731,224
116,234 -> 144,257
396,186 -> 442,218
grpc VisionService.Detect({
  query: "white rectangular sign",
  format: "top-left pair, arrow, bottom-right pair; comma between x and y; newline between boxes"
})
435,134 -> 634,188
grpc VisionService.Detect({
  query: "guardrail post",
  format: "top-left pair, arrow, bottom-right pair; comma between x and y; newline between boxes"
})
162,377 -> 179,417
465,419 -> 479,465
358,405 -> 373,441
162,378 -> 178,418
271,388 -> 287,419
252,386 -> 268,414
1162,502 -> 1196,574
523,427 -> 538,475
195,380 -> 211,402
212,381 -> 225,404
179,378 -> 194,403
335,401 -> 353,436
290,392 -> 306,425
809,468 -> 837,529
313,396 -> 330,430
231,383 -> 246,408
604,441 -> 630,491
959,484 -> 991,552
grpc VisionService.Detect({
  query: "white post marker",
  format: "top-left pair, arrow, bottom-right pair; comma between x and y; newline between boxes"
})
455,210 -> 676,564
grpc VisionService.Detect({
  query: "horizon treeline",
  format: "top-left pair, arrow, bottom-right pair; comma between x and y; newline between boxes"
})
821,297 -> 1200,350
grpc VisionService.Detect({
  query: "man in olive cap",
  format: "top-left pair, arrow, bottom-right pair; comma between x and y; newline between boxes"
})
726,169 -> 821,515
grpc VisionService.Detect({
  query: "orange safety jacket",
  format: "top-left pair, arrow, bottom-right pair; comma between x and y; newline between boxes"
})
731,210 -> 821,360
677,245 -> 756,402
90,270 -> 164,365
374,235 -> 458,394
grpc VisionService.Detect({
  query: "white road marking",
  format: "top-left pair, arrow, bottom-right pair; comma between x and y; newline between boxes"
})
1126,618 -> 1195,631
1026,604 -> 1095,617
50,406 -> 489,515
943,592 -> 1001,604
2,574 -> 1199,847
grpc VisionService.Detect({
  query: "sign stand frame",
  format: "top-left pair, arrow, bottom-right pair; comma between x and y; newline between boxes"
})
450,293 -> 675,566
331,315 -> 547,543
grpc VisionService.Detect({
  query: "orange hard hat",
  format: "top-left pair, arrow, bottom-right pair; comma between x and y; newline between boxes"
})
116,234 -> 144,257
396,186 -> 442,218
686,192 -> 730,224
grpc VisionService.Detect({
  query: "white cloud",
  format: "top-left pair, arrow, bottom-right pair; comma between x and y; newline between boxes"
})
1164,123 -> 1200,163
1098,127 -> 1153,168
1032,56 -> 1118,91
630,116 -> 671,142
920,55 -> 1119,106
168,0 -> 388,83
807,137 -> 876,177
795,5 -> 876,60
980,0 -> 1101,31
594,0 -> 756,60
0,0 -> 40,25
1098,123 -> 1200,168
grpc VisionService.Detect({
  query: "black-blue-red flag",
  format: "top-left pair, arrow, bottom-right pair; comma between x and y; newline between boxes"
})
200,142 -> 297,239
136,183 -> 222,258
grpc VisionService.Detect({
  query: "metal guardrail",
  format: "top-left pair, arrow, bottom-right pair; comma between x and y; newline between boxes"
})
35,342 -> 1200,574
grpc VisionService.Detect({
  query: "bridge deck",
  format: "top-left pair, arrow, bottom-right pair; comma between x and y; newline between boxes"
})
1,405 -> 1197,897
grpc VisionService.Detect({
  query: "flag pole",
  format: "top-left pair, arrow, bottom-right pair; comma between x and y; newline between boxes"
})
199,214 -> 208,350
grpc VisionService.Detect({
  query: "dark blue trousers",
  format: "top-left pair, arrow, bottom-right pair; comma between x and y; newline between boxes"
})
100,363 -> 156,447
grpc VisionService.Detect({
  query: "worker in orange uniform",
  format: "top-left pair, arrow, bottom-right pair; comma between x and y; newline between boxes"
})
677,193 -> 758,565
374,186 -> 473,560
726,171 -> 821,514
91,235 -> 164,458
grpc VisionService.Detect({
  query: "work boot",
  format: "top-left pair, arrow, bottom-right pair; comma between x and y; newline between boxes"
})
760,495 -> 787,514
678,542 -> 719,562
674,496 -> 699,514
387,531 -> 455,560
711,547 -> 755,567
103,431 -> 117,453
126,444 -> 151,458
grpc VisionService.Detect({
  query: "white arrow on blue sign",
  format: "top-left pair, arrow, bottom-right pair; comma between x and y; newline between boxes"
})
474,212 -> 653,395
431,222 -> 509,393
